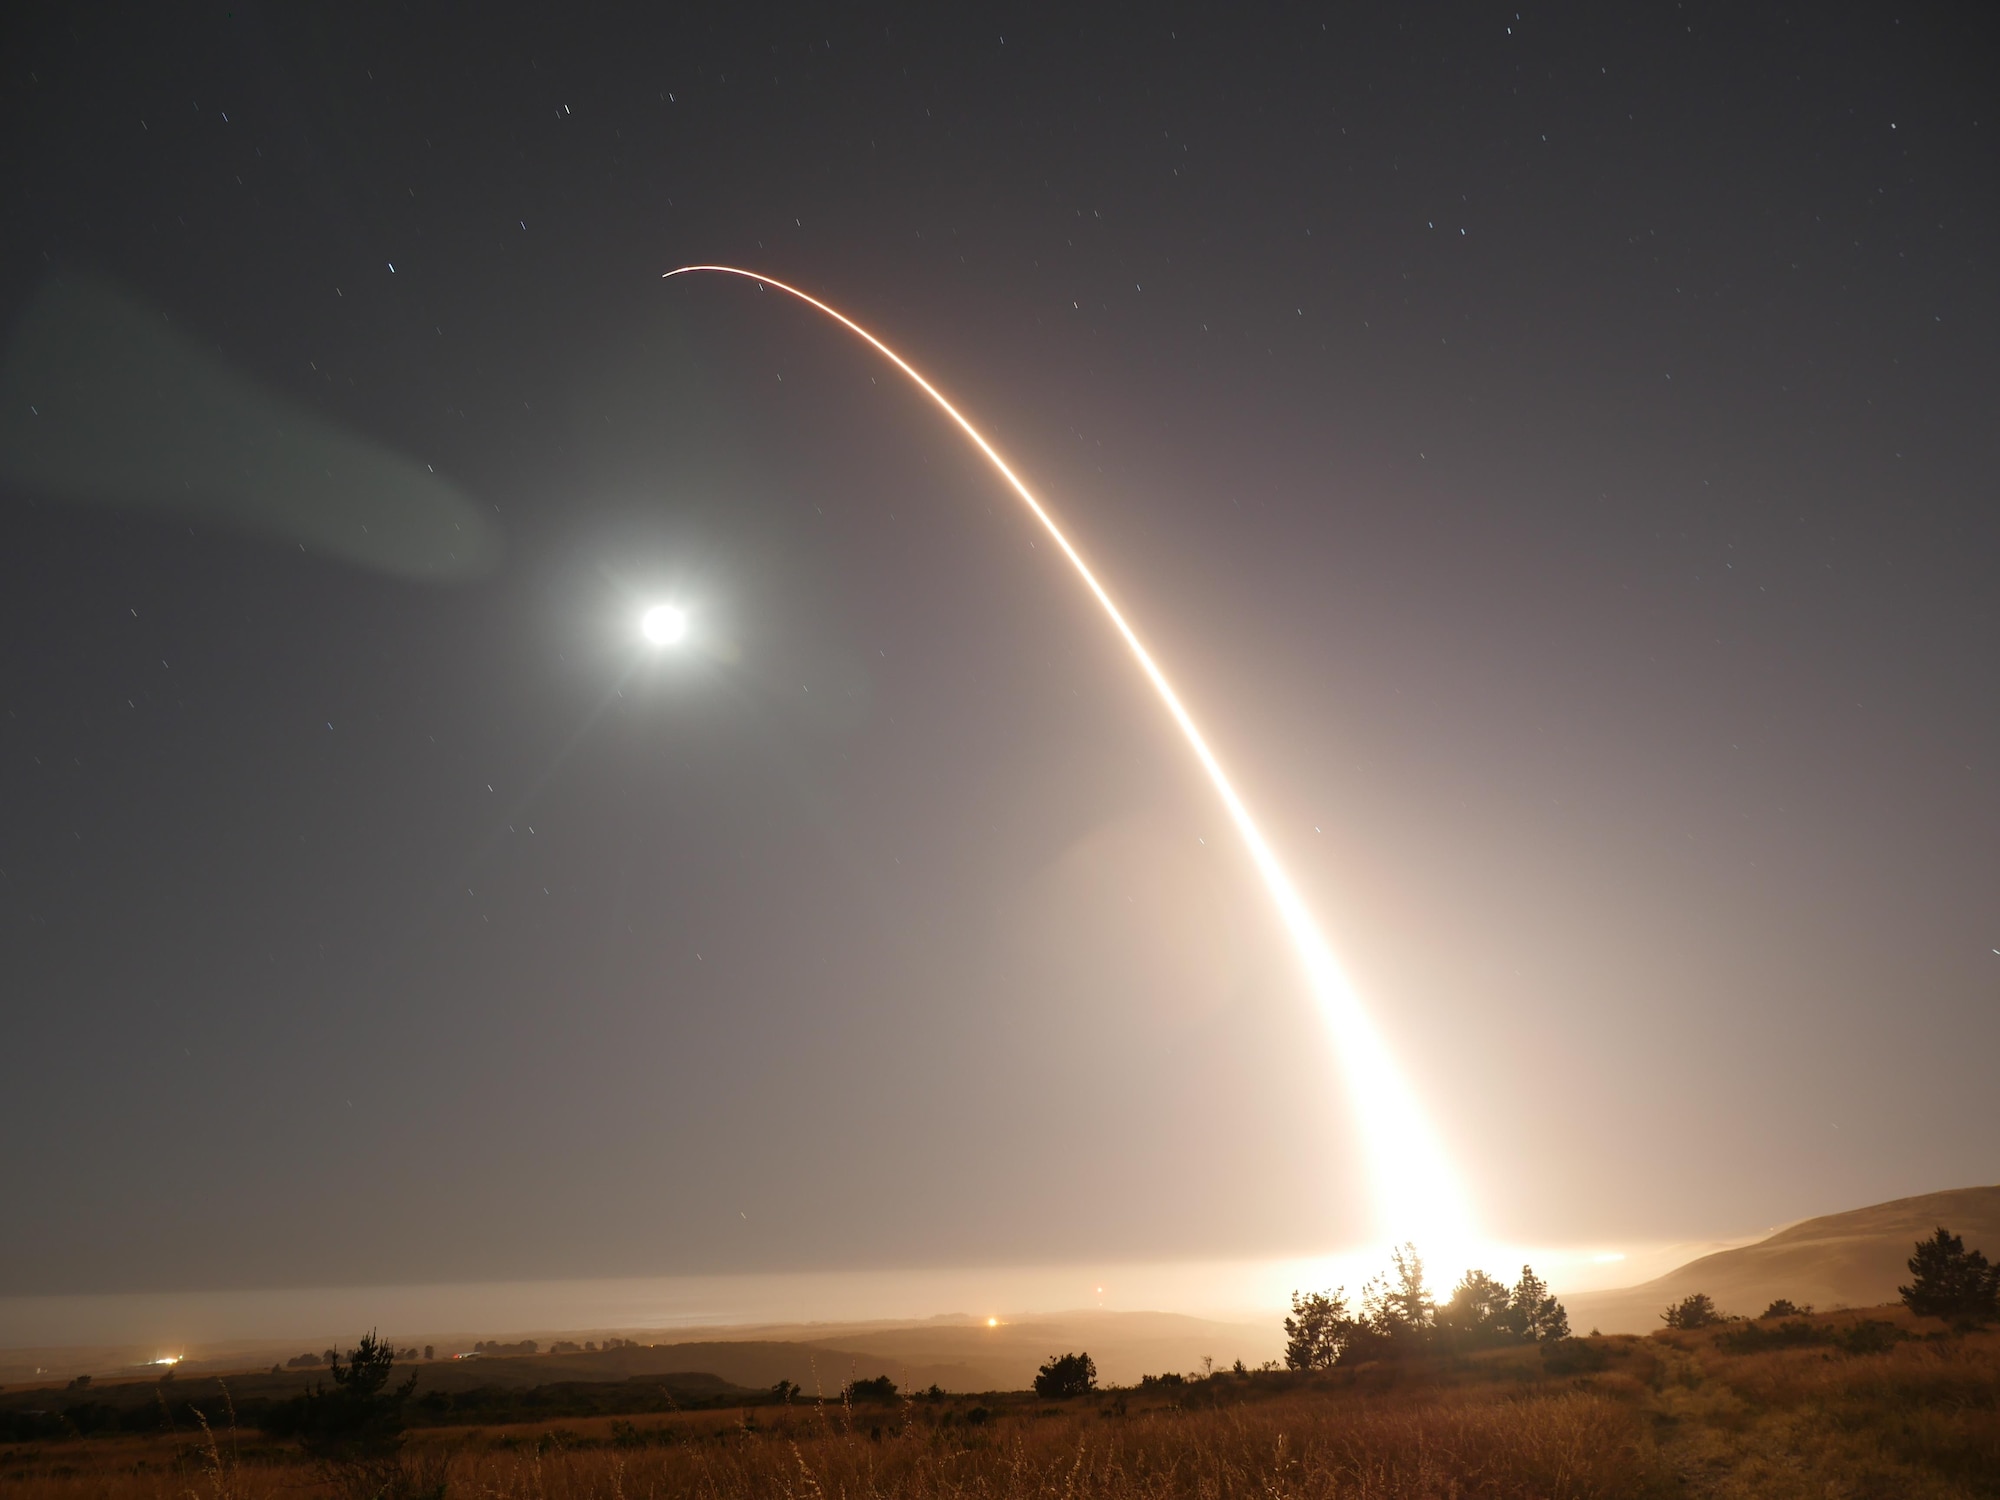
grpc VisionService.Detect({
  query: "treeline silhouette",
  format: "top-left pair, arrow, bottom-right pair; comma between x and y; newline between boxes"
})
1283,1243 -> 1569,1370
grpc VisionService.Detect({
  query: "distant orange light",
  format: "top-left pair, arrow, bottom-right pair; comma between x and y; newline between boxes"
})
986,1317 -> 999,1328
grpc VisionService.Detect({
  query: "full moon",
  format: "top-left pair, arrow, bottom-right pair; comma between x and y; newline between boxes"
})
640,604 -> 688,646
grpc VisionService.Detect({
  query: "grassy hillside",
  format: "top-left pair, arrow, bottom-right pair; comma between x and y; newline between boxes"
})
1567,1184 -> 2000,1333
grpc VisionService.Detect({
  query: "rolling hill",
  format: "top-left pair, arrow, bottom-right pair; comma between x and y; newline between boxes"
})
1564,1183 -> 2000,1333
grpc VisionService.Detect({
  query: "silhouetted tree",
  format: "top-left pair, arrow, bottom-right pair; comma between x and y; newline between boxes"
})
1900,1227 -> 2000,1326
845,1375 -> 897,1402
1436,1269 -> 1514,1343
1361,1243 -> 1436,1346
1661,1292 -> 1726,1329
1033,1352 -> 1097,1398
297,1332 -> 416,1462
1504,1265 -> 1570,1342
1436,1264 -> 1567,1345
1760,1299 -> 1810,1319
1282,1289 -> 1354,1370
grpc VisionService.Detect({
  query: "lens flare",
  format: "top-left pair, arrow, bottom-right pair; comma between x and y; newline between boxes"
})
664,265 -> 1473,1254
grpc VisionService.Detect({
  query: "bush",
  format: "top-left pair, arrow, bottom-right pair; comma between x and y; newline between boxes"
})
1837,1319 -> 1906,1355
845,1375 -> 897,1403
1033,1352 -> 1097,1399
1539,1337 -> 1610,1374
1721,1320 -> 1823,1353
1661,1293 -> 1727,1329
1760,1298 -> 1810,1319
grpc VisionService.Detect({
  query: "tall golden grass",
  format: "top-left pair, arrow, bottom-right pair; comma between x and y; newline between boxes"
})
0,1389 -> 1668,1500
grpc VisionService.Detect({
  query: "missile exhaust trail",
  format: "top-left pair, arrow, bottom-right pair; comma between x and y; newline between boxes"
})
664,264 -> 1472,1252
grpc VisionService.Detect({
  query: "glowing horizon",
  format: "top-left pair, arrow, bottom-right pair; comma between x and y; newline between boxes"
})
662,264 -> 1473,1255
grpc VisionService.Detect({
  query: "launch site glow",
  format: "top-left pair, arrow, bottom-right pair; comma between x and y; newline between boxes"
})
663,265 -> 1474,1257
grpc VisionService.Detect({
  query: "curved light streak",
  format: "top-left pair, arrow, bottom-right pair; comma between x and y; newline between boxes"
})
664,264 -> 1472,1252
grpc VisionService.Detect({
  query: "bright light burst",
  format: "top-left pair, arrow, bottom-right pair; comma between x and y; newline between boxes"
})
663,265 -> 1474,1256
640,603 -> 688,647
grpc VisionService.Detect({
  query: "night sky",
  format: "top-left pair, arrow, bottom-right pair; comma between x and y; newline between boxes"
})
3,4 -> 1996,1298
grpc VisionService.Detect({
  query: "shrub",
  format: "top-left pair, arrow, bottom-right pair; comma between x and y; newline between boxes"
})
845,1375 -> 897,1403
1033,1352 -> 1097,1399
1760,1298 -> 1810,1319
1662,1293 -> 1727,1329
1837,1319 -> 1906,1355
1539,1336 -> 1610,1373
1721,1320 -> 1823,1353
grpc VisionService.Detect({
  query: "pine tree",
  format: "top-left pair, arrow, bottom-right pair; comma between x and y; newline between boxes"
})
1899,1227 -> 2000,1326
1505,1265 -> 1571,1342
1362,1243 -> 1436,1340
1436,1269 -> 1514,1343
1282,1289 -> 1353,1370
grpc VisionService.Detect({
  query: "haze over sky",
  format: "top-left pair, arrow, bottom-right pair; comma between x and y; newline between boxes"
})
3,3 -> 1996,1302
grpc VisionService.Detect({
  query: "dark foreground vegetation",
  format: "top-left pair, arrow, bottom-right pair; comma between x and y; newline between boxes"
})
2,1310 -> 1996,1499
2,1229 -> 1993,1498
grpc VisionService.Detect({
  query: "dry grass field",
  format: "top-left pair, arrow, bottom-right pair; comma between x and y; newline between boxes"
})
1,1309 -> 1993,1499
